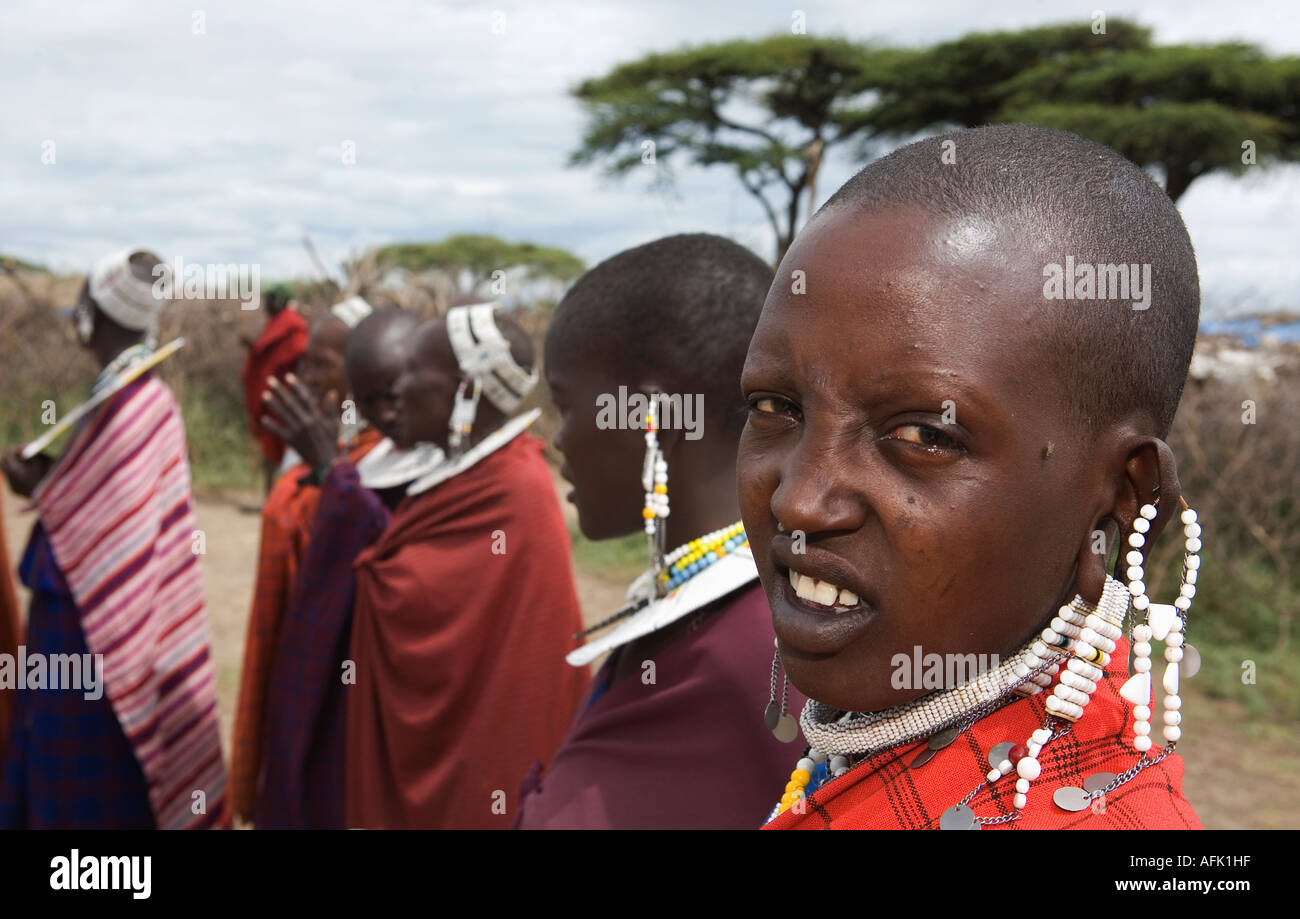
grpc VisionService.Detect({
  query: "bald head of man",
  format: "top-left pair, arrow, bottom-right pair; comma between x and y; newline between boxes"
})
345,307 -> 423,447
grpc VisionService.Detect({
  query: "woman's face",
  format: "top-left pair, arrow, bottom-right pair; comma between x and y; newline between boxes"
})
738,205 -> 1108,713
544,339 -> 646,541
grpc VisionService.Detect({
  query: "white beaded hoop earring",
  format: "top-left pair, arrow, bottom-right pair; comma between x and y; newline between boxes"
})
1119,497 -> 1201,754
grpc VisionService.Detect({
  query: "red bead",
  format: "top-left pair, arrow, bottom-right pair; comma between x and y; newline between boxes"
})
1009,743 -> 1029,764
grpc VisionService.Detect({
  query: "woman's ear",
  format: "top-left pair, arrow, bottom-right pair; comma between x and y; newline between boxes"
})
1119,438 -> 1183,575
1074,436 -> 1181,603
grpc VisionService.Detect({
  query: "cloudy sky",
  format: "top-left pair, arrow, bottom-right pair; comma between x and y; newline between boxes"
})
2,0 -> 1296,317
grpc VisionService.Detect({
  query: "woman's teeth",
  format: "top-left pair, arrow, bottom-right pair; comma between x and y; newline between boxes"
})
789,569 -> 859,610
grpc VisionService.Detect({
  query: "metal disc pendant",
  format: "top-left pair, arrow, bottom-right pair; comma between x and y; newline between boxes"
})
909,747 -> 938,769
1083,772 -> 1116,794
939,805 -> 979,830
763,700 -> 781,731
1180,644 -> 1201,679
773,713 -> 800,743
1053,786 -> 1091,812
987,741 -> 1015,769
928,726 -> 961,750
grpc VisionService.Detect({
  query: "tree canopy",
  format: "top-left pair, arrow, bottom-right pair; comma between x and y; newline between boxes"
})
570,35 -> 895,262
370,234 -> 586,293
570,22 -> 1300,261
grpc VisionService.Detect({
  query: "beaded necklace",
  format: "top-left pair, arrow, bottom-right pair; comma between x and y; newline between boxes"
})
577,521 -> 748,639
768,575 -> 1158,825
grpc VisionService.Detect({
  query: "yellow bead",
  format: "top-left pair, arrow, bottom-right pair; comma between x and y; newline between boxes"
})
784,780 -> 799,794
654,484 -> 667,494
791,769 -> 810,785
642,508 -> 655,519
780,792 -> 794,806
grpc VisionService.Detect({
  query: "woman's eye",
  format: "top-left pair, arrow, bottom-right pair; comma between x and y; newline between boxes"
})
750,396 -> 795,416
888,424 -> 960,450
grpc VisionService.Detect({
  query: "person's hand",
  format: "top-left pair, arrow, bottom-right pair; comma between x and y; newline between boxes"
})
2,445 -> 53,499
260,374 -> 340,476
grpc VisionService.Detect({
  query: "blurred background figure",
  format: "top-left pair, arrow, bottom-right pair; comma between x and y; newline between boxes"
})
241,283 -> 308,494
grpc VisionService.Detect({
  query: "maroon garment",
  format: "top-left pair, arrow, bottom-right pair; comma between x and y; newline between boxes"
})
515,585 -> 805,829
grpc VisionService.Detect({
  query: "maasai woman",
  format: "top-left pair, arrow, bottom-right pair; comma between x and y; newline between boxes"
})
1,249 -> 227,829
345,306 -> 588,829
515,234 -> 806,829
740,125 -> 1203,829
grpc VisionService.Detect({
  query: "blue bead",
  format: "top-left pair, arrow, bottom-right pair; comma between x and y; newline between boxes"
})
706,551 -> 718,562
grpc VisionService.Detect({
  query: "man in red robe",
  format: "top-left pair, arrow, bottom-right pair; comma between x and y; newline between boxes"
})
346,304 -> 588,829
241,286 -> 308,493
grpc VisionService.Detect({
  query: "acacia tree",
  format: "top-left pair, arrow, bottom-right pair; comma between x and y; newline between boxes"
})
866,21 -> 1300,201
569,35 -> 894,263
369,234 -> 585,296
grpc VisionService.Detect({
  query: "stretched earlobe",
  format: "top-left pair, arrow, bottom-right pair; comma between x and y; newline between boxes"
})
1075,519 -> 1112,605
1117,439 -> 1183,574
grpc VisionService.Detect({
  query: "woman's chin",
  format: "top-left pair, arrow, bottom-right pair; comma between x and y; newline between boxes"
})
785,660 -> 926,715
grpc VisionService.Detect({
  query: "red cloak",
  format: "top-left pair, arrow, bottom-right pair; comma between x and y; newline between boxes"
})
229,427 -> 383,821
765,636 -> 1202,830
345,432 -> 589,829
241,308 -> 309,465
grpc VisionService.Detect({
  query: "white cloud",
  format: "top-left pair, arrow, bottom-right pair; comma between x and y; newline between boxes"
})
1,0 -> 1296,316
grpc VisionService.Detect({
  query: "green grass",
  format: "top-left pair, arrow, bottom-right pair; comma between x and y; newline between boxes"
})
1148,552 -> 1300,728
178,385 -> 258,491
568,524 -> 647,583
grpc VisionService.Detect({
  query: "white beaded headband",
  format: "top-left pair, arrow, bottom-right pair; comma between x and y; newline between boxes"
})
446,302 -> 537,414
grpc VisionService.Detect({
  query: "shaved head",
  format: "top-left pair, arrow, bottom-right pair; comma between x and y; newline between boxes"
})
345,306 -> 421,445
821,124 -> 1199,437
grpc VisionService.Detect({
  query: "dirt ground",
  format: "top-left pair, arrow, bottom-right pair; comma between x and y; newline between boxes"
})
3,480 -> 1296,830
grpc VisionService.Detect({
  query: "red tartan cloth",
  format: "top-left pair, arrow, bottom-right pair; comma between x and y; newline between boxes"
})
346,433 -> 590,829
241,308 -> 308,465
0,488 -> 23,763
765,637 -> 1202,830
229,428 -> 382,821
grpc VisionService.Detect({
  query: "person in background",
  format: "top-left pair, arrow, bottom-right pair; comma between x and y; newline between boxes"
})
228,297 -> 383,824
1,248 -> 227,829
241,283 -> 308,494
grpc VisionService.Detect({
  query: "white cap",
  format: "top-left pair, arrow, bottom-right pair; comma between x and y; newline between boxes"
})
330,296 -> 374,329
88,248 -> 169,332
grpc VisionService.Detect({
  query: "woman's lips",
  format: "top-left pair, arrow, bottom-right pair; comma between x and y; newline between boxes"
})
770,567 -> 879,658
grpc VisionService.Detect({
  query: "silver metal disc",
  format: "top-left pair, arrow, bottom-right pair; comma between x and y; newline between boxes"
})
987,741 -> 1015,769
909,746 -> 938,769
939,805 -> 978,830
1180,644 -> 1201,679
763,700 -> 780,731
1083,772 -> 1116,794
1053,786 -> 1091,812
928,726 -> 961,750
773,713 -> 800,743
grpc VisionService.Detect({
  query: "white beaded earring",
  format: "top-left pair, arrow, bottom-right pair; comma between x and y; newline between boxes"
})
1119,497 -> 1201,753
641,397 -> 669,589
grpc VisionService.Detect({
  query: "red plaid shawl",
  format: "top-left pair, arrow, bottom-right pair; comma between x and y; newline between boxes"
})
766,637 -> 1201,830
31,374 -> 227,829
